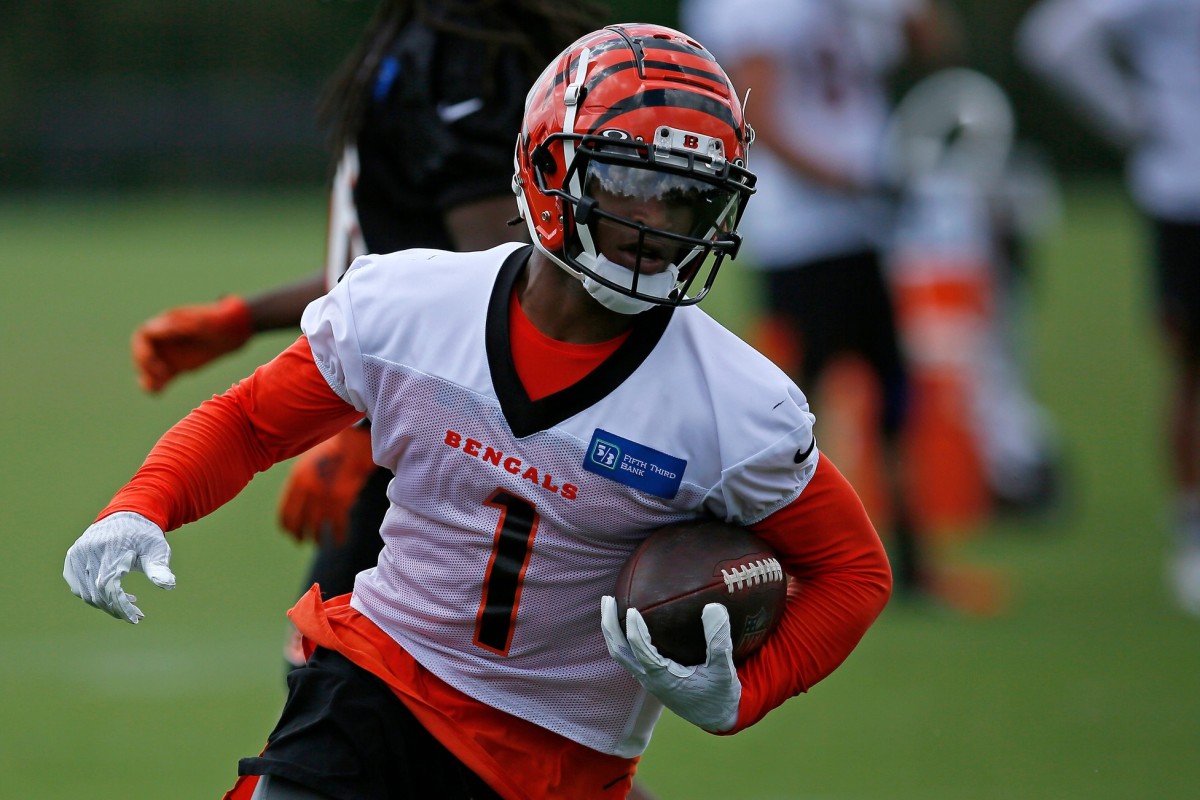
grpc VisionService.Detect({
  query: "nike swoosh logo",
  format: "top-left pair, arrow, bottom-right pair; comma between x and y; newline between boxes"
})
436,97 -> 484,123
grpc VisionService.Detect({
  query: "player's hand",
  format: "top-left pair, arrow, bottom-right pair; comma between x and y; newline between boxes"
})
131,295 -> 254,393
600,595 -> 742,733
63,512 -> 176,624
278,425 -> 375,544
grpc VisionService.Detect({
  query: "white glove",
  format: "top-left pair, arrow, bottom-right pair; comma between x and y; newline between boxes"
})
600,595 -> 742,733
64,511 -> 176,624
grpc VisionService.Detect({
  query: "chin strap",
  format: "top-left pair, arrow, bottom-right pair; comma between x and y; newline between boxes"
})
580,254 -> 681,315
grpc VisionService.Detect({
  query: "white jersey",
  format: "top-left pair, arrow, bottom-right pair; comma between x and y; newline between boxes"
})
300,244 -> 819,757
1017,0 -> 1200,219
682,0 -> 917,267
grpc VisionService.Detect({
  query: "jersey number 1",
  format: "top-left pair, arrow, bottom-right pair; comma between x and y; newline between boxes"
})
475,489 -> 539,655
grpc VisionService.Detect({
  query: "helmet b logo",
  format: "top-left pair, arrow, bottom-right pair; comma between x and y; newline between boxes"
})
682,134 -> 700,150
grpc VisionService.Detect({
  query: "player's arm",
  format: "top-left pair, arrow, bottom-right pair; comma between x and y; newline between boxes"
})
1015,0 -> 1143,148
243,271 -> 328,331
65,337 -> 364,622
110,335 -> 363,529
443,196 -> 528,251
600,453 -> 888,734
728,453 -> 892,732
132,271 -> 328,393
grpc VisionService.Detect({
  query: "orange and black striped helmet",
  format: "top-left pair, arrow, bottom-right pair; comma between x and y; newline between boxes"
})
512,23 -> 756,309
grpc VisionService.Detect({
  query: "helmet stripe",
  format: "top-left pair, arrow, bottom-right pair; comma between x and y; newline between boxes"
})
547,37 -> 726,97
589,87 -> 741,138
583,59 -> 730,94
638,37 -> 719,63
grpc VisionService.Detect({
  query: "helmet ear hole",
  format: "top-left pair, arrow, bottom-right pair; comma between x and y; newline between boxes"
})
532,146 -> 558,176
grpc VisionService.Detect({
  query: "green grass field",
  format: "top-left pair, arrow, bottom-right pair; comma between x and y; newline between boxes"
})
2,183 -> 1197,799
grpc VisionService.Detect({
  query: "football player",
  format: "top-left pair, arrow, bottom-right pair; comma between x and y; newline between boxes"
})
66,25 -> 892,799
1018,0 -> 1200,615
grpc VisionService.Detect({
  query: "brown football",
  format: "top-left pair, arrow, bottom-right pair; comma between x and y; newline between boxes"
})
613,518 -> 788,666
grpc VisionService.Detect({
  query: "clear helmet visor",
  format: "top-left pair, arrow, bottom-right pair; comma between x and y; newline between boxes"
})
579,160 -> 741,276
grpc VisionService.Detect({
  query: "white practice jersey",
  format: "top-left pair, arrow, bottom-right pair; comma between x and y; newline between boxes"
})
301,244 -> 819,757
1018,0 -> 1200,219
682,0 -> 918,267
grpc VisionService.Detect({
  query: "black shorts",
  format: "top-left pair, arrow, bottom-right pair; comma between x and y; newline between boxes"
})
1152,217 -> 1200,358
240,648 -> 501,800
763,250 -> 909,433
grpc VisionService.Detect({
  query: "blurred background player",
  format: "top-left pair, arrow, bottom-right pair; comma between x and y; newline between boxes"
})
129,0 -> 609,667
679,0 -> 965,604
881,66 -> 1065,524
1017,0 -> 1200,615
65,23 -> 892,799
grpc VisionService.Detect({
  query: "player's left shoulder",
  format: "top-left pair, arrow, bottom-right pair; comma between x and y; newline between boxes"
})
666,305 -> 813,426
675,311 -> 817,522
671,305 -> 795,385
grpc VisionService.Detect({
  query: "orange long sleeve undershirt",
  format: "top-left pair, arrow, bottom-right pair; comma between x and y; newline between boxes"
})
735,456 -> 892,731
99,337 -> 363,530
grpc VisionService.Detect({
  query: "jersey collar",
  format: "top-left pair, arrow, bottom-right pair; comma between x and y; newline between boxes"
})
486,246 -> 674,438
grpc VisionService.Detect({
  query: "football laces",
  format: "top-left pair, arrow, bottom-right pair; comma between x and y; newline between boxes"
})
721,558 -> 784,593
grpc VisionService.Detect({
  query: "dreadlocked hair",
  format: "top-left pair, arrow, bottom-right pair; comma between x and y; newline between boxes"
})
317,0 -> 609,158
